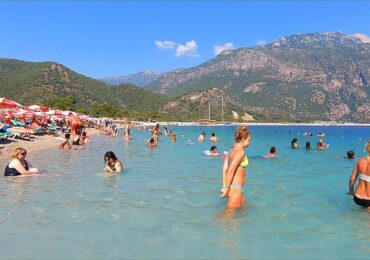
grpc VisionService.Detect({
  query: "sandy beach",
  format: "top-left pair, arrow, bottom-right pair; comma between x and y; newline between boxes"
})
0,127 -> 101,170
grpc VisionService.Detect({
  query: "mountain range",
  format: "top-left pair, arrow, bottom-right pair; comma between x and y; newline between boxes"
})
1,32 -> 369,122
100,70 -> 162,87
143,32 -> 370,122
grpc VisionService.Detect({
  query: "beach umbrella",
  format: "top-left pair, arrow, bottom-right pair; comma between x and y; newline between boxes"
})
45,110 -> 63,116
14,109 -> 36,118
24,105 -> 49,112
0,97 -> 23,108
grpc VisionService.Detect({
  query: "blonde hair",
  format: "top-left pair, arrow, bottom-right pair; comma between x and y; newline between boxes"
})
366,142 -> 370,154
234,125 -> 251,142
11,147 -> 27,159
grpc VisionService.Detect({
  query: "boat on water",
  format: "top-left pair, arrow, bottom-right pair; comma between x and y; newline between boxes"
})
198,119 -> 232,126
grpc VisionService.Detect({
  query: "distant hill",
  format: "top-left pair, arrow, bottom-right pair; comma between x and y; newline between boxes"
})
0,59 -> 168,119
146,32 -> 370,122
100,70 -> 162,87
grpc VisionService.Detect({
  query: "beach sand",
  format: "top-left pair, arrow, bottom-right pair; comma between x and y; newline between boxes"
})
0,128 -> 101,171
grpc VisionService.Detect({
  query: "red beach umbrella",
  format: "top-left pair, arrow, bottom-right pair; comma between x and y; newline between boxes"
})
24,105 -> 49,112
0,97 -> 23,108
14,109 -> 36,118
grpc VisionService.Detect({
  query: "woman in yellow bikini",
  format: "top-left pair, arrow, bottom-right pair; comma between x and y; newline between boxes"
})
220,126 -> 251,208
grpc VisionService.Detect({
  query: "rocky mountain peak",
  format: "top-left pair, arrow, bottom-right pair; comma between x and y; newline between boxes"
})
271,31 -> 362,48
351,33 -> 370,43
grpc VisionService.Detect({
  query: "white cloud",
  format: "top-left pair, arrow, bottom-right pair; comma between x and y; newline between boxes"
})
256,40 -> 267,46
154,40 -> 177,50
155,40 -> 199,57
213,42 -> 235,55
175,40 -> 198,57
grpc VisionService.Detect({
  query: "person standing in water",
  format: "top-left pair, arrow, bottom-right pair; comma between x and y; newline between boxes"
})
209,132 -> 219,142
220,126 -> 251,208
291,138 -> 298,149
198,132 -> 206,142
347,142 -> 370,208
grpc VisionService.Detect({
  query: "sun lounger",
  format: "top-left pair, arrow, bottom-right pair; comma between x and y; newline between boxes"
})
10,119 -> 26,127
0,132 -> 13,140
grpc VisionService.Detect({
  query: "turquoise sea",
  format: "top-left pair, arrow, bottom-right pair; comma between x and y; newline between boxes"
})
1,125 -> 370,259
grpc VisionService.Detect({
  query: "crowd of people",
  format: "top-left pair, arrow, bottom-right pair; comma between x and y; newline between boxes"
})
3,120 -> 370,212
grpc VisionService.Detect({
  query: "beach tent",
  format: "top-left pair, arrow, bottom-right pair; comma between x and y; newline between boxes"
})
0,98 -> 23,108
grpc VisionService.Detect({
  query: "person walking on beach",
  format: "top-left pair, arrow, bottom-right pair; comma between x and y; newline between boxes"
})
347,142 -> 370,209
69,112 -> 81,139
104,151 -> 123,173
220,126 -> 251,208
4,148 -> 39,176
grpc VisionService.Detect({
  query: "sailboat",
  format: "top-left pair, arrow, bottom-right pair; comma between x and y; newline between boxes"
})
198,97 -> 229,126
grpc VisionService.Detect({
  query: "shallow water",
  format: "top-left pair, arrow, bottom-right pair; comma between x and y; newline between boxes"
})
1,125 -> 370,259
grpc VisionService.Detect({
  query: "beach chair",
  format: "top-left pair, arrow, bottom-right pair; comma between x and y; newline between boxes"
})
10,119 -> 26,127
0,132 -> 13,140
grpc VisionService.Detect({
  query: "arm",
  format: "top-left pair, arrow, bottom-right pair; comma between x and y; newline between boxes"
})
11,160 -> 38,175
347,161 -> 360,195
221,156 -> 229,191
103,163 -> 112,172
115,161 -> 123,173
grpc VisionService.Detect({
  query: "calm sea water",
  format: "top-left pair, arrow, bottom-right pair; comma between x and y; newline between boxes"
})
1,125 -> 370,259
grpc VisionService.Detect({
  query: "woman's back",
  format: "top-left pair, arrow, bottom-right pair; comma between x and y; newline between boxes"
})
355,157 -> 370,198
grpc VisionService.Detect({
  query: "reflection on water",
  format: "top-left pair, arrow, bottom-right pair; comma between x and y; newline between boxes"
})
0,125 -> 369,258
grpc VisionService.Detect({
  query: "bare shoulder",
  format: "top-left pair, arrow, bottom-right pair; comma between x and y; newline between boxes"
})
358,157 -> 367,165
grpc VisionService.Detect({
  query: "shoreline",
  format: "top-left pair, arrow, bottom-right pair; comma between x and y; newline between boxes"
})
0,128 -> 101,170
139,121 -> 370,127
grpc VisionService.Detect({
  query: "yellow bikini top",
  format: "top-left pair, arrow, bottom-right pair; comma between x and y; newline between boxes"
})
239,155 -> 249,168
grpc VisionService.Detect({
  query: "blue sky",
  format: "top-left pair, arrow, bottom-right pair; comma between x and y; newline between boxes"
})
1,1 -> 369,78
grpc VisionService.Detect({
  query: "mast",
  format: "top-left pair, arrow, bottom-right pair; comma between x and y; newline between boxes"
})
221,95 -> 224,123
208,101 -> 211,121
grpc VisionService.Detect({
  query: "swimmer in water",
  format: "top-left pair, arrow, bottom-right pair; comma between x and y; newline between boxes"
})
204,146 -> 219,156
198,132 -> 206,142
146,138 -> 157,148
264,147 -> 277,158
345,150 -> 355,160
291,138 -> 298,149
103,151 -> 123,173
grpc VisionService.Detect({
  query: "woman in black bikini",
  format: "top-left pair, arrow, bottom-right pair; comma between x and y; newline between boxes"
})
4,147 -> 39,176
347,142 -> 370,208
103,151 -> 123,173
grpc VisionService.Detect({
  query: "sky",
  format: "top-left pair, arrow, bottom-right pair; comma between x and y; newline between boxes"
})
1,1 -> 370,78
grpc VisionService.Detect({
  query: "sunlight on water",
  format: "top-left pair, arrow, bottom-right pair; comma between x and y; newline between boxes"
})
1,125 -> 370,258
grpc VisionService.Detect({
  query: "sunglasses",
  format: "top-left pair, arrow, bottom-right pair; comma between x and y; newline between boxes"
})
20,152 -> 27,155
